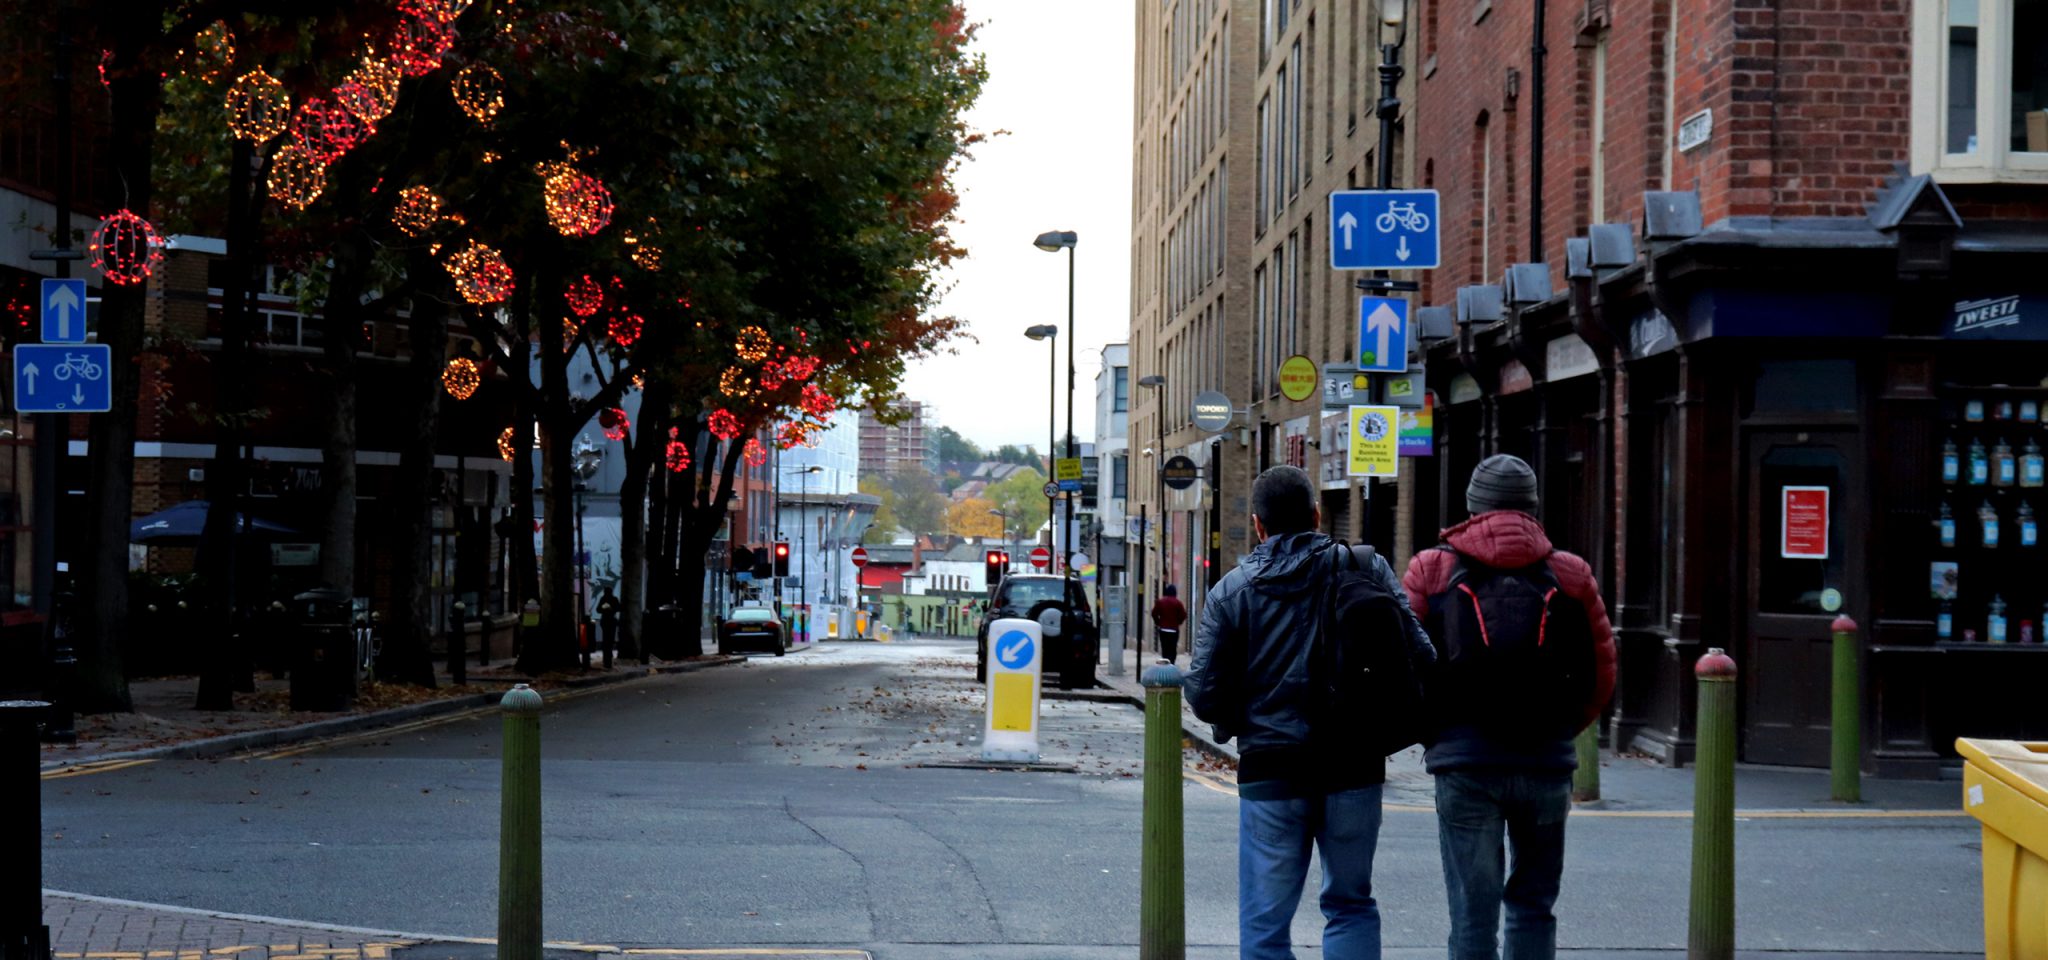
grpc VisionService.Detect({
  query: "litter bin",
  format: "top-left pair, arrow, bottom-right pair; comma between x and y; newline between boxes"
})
1958,738 -> 2048,960
289,588 -> 357,711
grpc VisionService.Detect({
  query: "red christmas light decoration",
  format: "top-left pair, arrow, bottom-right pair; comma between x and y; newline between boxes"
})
292,96 -> 373,162
777,420 -> 812,450
708,408 -> 741,441
539,166 -> 613,236
225,68 -> 290,142
758,360 -> 786,393
743,438 -> 768,468
180,21 -> 234,84
598,406 -> 630,441
451,63 -> 505,125
718,366 -> 753,399
405,0 -> 475,24
391,185 -> 443,236
563,275 -> 603,317
734,325 -> 773,364
89,210 -> 163,286
496,425 -> 518,461
607,312 -> 643,348
444,240 -> 514,304
383,12 -> 455,77
781,354 -> 819,381
800,383 -> 837,420
665,439 -> 691,473
442,356 -> 481,400
268,144 -> 328,210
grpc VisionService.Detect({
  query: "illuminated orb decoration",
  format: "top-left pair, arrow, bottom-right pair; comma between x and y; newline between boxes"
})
782,354 -> 819,381
383,12 -> 456,77
734,326 -> 773,364
665,439 -> 691,473
598,406 -> 630,441
563,274 -> 603,317
718,366 -> 753,399
742,438 -> 768,468
757,360 -> 786,392
180,21 -> 235,84
707,408 -> 741,441
404,0 -> 476,23
444,240 -> 515,304
88,210 -> 163,287
800,383 -> 837,419
292,96 -> 373,161
339,58 -> 402,121
451,63 -> 504,125
267,144 -> 329,210
225,68 -> 290,142
777,420 -> 813,450
391,185 -> 443,236
627,233 -> 662,271
540,167 -> 613,237
496,425 -> 518,461
607,312 -> 643,348
442,356 -> 481,400
561,317 -> 582,351
630,372 -> 644,391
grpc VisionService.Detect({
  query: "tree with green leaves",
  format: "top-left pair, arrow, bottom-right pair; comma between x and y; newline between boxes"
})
986,467 -> 1048,544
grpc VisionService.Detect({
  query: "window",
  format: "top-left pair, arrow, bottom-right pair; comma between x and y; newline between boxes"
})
1256,94 -> 1271,225
1593,30 -> 1610,223
1274,63 -> 1289,217
1348,0 -> 1361,132
1289,40 -> 1304,193
1283,231 -> 1300,359
1252,263 -> 1269,396
1913,0 -> 2048,180
1114,367 -> 1130,413
1262,0 -> 1275,51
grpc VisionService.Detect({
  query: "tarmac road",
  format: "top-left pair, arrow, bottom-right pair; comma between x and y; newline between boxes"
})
40,636 -> 1984,958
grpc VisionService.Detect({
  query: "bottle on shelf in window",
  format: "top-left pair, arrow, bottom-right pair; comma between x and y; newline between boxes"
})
2024,500 -> 2040,548
1970,437 -> 1991,486
1996,400 -> 2015,422
1938,597 -> 1955,641
1939,499 -> 1958,548
2023,437 -> 2045,488
1967,398 -> 1987,423
1989,594 -> 2009,644
2023,620 -> 2037,645
1943,435 -> 1961,485
1995,437 -> 2017,487
2022,399 -> 2040,425
1981,499 -> 2002,549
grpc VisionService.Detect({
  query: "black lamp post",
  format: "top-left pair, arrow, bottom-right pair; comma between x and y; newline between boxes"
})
1033,230 -> 1078,574
787,465 -> 823,642
1137,374 -> 1166,658
1024,323 -> 1059,554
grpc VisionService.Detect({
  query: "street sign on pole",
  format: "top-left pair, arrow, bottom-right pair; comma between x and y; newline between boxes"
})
1322,364 -> 1369,409
1278,355 -> 1318,402
1055,457 -> 1083,492
40,278 -> 87,344
1191,390 -> 1233,433
850,546 -> 868,569
1347,405 -> 1401,478
1161,455 -> 1200,490
1041,480 -> 1061,499
1029,546 -> 1051,570
1329,189 -> 1442,270
1356,296 -> 1411,373
14,343 -> 112,413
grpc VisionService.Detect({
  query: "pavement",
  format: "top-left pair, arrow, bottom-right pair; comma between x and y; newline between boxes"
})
37,636 -> 1985,959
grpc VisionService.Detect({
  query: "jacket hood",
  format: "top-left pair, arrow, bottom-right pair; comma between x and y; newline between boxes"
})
1247,531 -> 1333,600
1440,510 -> 1554,568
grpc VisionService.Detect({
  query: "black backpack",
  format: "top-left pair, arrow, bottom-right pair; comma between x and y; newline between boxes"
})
1307,543 -> 1431,757
1428,549 -> 1596,736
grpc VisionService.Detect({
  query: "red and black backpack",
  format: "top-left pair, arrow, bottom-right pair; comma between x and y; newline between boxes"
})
1425,548 -> 1596,736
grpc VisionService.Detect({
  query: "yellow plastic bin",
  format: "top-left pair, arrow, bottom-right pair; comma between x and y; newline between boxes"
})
1958,738 -> 2048,960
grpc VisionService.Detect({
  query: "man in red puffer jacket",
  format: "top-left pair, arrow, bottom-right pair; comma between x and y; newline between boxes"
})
1403,454 -> 1616,960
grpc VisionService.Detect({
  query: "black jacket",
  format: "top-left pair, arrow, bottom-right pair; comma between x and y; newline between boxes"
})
1184,532 -> 1435,760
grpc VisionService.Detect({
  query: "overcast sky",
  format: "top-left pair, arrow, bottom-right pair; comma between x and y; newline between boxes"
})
897,1 -> 1136,453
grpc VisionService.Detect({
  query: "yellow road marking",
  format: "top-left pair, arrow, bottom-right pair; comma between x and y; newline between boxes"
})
42,759 -> 158,780
256,682 -> 626,760
621,951 -> 871,957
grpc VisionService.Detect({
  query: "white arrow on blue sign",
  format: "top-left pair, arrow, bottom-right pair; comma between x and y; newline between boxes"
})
41,278 -> 88,344
1356,296 -> 1410,374
1329,189 -> 1441,270
14,343 -> 113,413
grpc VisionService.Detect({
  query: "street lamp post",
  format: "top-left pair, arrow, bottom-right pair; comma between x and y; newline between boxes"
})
1138,375 -> 1167,660
571,436 -> 603,667
1033,230 -> 1078,574
787,465 -> 823,643
1024,323 -> 1059,560
1363,0 -> 1407,546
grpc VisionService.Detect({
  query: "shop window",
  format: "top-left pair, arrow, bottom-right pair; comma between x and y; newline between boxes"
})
1750,359 -> 1857,415
1913,0 -> 2048,182
1756,446 -> 1849,615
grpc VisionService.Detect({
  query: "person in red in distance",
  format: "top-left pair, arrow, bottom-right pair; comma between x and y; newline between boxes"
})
1402,454 -> 1617,960
1149,583 -> 1188,661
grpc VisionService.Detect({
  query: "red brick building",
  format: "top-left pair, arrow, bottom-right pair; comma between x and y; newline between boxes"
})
1410,0 -> 2048,776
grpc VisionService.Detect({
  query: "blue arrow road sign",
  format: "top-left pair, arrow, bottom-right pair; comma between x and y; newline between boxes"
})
41,278 -> 87,343
1356,296 -> 1410,373
994,629 -> 1036,670
15,343 -> 112,413
1329,189 -> 1441,270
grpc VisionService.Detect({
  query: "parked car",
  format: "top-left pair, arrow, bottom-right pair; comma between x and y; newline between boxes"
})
718,606 -> 787,656
976,574 -> 1097,689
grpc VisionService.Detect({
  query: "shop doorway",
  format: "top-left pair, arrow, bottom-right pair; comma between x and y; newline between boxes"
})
1742,429 -> 1862,767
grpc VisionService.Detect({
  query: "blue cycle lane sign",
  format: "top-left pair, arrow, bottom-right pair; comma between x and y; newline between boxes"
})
1329,189 -> 1441,270
41,278 -> 88,343
15,344 -> 113,413
995,629 -> 1036,670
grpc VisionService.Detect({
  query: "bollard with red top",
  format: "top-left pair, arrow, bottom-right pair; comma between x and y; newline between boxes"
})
1830,615 -> 1861,803
1689,647 -> 1737,960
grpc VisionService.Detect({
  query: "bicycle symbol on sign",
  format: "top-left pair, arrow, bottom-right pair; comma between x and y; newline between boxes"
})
1375,201 -> 1431,234
51,352 -> 105,381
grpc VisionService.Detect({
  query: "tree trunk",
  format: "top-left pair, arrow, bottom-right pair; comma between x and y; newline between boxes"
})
379,286 -> 447,688
617,380 -> 670,662
670,437 -> 746,659
75,14 -> 169,713
536,412 -> 581,671
194,141 -> 261,711
315,234 -> 368,598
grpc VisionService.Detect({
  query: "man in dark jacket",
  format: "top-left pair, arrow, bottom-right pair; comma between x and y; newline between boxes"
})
1150,583 -> 1188,661
1402,454 -> 1617,960
1185,466 -> 1434,960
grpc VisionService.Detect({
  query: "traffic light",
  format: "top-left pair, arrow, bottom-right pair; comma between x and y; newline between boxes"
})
985,550 -> 1008,588
773,542 -> 791,577
753,546 -> 771,573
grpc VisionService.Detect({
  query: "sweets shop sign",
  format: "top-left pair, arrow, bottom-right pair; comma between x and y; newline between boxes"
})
1950,295 -> 2048,339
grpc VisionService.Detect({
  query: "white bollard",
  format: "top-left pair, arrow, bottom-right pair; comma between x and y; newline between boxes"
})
981,617 -> 1043,762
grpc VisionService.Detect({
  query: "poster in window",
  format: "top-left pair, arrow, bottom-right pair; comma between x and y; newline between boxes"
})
1781,485 -> 1830,560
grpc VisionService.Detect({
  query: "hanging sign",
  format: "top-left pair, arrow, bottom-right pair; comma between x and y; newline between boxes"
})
1278,355 -> 1319,402
1782,486 -> 1830,559
1398,393 -> 1435,457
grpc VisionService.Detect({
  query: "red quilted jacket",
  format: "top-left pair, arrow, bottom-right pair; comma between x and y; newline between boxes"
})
1402,510 -> 1617,733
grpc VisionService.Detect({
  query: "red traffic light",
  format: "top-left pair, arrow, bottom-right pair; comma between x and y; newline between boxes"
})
775,543 -> 790,557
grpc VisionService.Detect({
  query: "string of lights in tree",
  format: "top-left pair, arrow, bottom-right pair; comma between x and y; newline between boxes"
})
561,317 -> 582,353
382,11 -> 456,77
89,210 -> 162,286
291,96 -> 373,162
179,21 -> 234,84
497,425 -> 518,461
717,366 -> 755,399
742,438 -> 768,468
708,408 -> 741,441
391,185 -> 444,236
734,326 -> 773,364
452,63 -> 505,125
777,420 -> 814,450
537,161 -> 613,236
607,312 -> 643,348
268,144 -> 329,210
225,68 -> 290,142
757,359 -> 786,392
598,406 -> 630,441
665,435 -> 691,473
800,383 -> 837,419
442,356 -> 481,399
405,0 -> 475,24
444,240 -> 514,303
563,275 -> 603,317
338,57 -> 402,121
623,220 -> 662,270
782,354 -> 819,381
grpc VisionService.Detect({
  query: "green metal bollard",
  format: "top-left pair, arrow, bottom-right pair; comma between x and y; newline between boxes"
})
1571,723 -> 1601,802
1688,648 -> 1737,960
498,684 -> 544,960
1829,615 -> 1861,804
1140,660 -> 1185,960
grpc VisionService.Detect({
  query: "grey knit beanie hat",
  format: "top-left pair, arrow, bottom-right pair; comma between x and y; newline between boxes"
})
1467,454 -> 1539,515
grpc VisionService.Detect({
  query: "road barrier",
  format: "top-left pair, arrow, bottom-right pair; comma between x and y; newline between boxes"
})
1140,660 -> 1184,960
1689,648 -> 1737,960
498,685 -> 543,960
1958,738 -> 2048,960
1831,615 -> 1861,804
1572,724 -> 1600,802
3,700 -> 50,960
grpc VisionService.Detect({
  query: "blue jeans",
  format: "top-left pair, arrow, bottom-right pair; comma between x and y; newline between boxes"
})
1433,771 -> 1573,960
1238,785 -> 1384,960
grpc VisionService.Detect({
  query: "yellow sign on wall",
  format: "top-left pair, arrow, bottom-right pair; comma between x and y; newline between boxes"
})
1054,458 -> 1084,481
1347,405 -> 1400,478
1278,355 -> 1319,402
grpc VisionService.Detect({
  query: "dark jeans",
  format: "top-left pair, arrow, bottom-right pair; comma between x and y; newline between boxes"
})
1434,771 -> 1572,960
1157,626 -> 1181,660
1239,785 -> 1384,960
